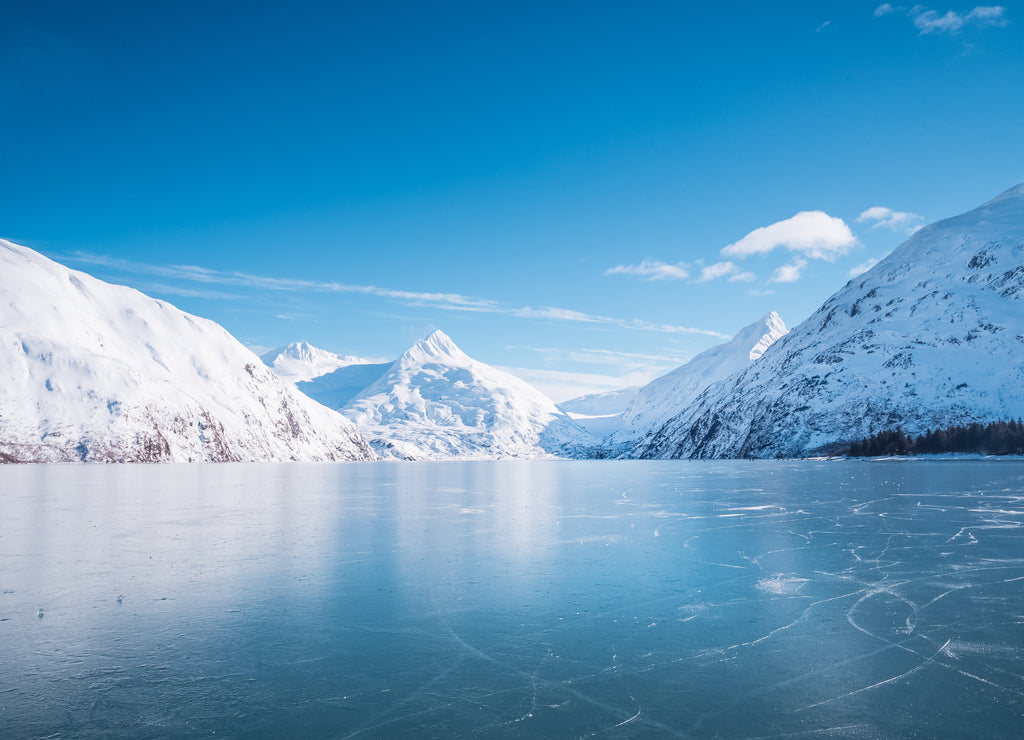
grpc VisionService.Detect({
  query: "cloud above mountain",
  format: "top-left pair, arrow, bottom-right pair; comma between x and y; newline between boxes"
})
720,211 -> 857,261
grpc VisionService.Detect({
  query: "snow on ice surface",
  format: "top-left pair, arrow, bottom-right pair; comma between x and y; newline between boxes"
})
334,330 -> 594,459
633,183 -> 1024,459
0,240 -> 374,462
3,460 -> 1023,738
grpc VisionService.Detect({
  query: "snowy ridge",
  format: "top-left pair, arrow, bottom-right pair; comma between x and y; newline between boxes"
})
261,341 -> 372,384
0,240 -> 374,463
635,183 -> 1024,458
337,330 -> 592,459
609,312 -> 787,452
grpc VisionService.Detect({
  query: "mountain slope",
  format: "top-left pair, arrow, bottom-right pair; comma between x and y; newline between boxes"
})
610,312 -> 787,451
297,362 -> 392,410
636,183 -> 1024,459
338,330 -> 591,459
261,341 -> 373,384
0,240 -> 374,463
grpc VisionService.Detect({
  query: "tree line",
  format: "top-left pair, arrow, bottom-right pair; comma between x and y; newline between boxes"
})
847,419 -> 1024,457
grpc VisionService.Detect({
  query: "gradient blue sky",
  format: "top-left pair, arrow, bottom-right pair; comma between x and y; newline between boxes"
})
3,1 -> 1023,400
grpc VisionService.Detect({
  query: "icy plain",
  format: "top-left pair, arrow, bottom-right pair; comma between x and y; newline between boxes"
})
2,461 -> 1023,737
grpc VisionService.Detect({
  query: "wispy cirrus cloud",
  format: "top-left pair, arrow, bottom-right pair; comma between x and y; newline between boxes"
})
60,251 -> 727,338
721,211 -> 857,262
604,259 -> 690,281
875,4 -> 1009,34
857,206 -> 925,234
607,257 -> 755,285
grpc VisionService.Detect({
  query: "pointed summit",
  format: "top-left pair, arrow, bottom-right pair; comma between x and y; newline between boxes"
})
399,330 -> 469,365
337,329 -> 589,459
262,341 -> 371,384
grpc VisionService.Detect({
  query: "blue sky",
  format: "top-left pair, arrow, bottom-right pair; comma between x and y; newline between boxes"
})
3,1 -> 1022,400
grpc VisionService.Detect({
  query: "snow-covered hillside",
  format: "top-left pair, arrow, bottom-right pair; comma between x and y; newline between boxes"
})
336,330 -> 591,459
609,312 -> 787,453
0,240 -> 374,463
635,183 -> 1024,459
261,341 -> 373,384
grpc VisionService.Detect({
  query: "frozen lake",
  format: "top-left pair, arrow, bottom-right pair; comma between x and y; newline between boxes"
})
2,461 -> 1024,738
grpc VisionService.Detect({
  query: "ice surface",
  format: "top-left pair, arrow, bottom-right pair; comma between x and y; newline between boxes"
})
1,460 -> 1023,737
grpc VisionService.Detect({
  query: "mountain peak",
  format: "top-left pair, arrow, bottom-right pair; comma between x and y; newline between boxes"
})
262,341 -> 324,364
261,341 -> 371,383
402,330 -> 466,363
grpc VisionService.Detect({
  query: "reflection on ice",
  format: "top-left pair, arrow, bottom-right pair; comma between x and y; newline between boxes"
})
1,460 -> 1023,737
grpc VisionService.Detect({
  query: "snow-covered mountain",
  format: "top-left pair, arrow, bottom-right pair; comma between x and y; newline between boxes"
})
634,183 -> 1024,459
0,240 -> 374,463
334,330 -> 591,459
261,341 -> 373,384
608,312 -> 787,453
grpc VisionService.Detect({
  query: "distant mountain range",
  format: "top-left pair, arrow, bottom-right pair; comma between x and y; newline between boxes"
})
3,183 -> 1023,462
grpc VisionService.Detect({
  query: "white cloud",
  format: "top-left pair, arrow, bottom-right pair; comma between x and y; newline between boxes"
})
696,261 -> 739,282
857,205 -> 924,233
816,20 -> 832,32
720,211 -> 857,261
877,4 -> 1009,34
848,258 -> 881,278
607,258 -> 755,285
605,259 -> 690,281
769,258 -> 808,284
